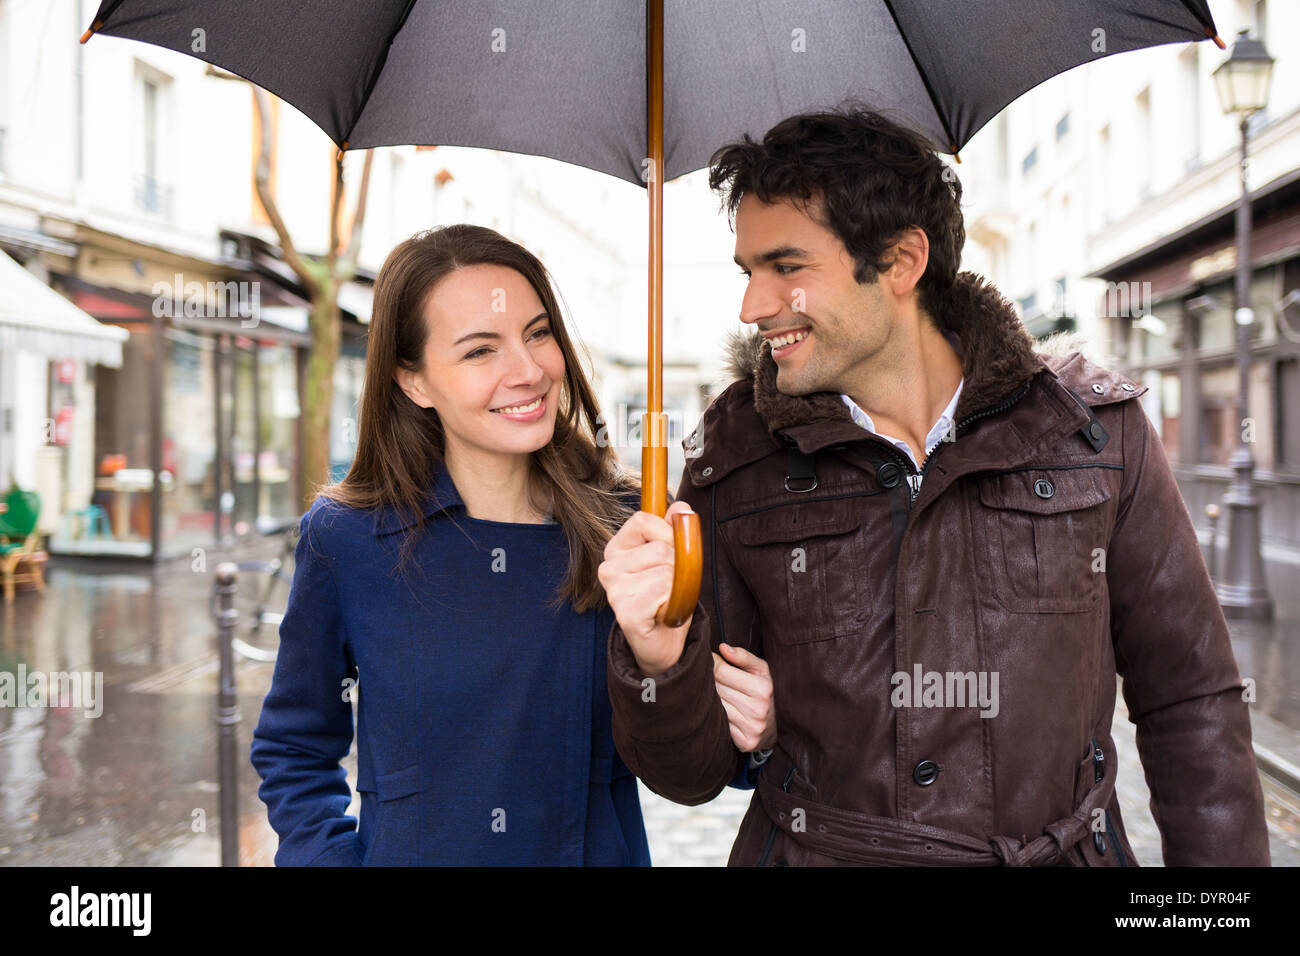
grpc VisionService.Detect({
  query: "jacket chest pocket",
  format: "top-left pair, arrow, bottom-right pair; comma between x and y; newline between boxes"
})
357,763 -> 422,866
975,469 -> 1113,614
728,505 -> 871,645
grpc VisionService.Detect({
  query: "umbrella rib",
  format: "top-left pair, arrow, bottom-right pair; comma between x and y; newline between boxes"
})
1175,0 -> 1227,49
880,0 -> 960,156
79,0 -> 127,43
339,0 -> 421,150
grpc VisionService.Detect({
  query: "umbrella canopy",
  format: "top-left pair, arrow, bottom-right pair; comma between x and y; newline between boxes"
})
84,0 -> 1221,183
82,0 -> 1222,625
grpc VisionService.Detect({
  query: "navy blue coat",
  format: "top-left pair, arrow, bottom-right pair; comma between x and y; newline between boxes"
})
250,459 -> 651,865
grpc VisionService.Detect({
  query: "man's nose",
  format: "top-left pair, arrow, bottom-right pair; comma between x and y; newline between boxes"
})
739,277 -> 783,326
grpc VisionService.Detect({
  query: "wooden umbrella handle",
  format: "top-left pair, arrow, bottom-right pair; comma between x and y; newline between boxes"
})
661,510 -> 702,627
642,416 -> 703,628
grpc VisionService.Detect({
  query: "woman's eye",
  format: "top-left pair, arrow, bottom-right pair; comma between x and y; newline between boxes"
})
465,328 -> 549,360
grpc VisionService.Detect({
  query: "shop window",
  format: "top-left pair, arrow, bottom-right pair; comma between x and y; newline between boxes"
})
1279,358 -> 1300,472
1141,369 -> 1181,464
1198,360 -> 1274,470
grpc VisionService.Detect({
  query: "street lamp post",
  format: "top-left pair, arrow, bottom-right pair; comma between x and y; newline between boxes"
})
1212,29 -> 1275,620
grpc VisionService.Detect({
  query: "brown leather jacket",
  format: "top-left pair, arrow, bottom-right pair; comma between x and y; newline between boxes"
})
607,271 -> 1270,866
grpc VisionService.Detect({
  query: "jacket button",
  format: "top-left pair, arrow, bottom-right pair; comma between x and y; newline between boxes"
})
913,759 -> 939,786
876,462 -> 901,488
1091,383 -> 1105,394
1033,478 -> 1054,499
702,466 -> 712,477
1120,383 -> 1135,391
1089,422 -> 1103,441
1093,831 -> 1108,855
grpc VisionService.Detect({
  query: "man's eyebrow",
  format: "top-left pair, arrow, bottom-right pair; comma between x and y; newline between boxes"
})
733,246 -> 811,269
452,312 -> 549,346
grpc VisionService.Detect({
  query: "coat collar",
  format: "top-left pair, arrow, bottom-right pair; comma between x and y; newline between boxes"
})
721,270 -> 1049,450
371,457 -> 465,536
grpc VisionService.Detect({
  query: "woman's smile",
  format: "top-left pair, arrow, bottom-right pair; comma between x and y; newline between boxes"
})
491,393 -> 547,422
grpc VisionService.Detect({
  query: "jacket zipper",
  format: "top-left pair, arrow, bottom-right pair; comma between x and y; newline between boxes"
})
872,379 -> 1034,508
1090,737 -> 1130,866
756,765 -> 795,866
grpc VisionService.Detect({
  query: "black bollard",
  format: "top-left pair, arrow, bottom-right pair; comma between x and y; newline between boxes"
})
215,562 -> 240,867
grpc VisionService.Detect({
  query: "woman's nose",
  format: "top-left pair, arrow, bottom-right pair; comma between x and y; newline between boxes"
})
504,341 -> 546,383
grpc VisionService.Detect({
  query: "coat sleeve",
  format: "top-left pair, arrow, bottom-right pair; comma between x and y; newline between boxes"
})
1106,400 -> 1270,866
606,467 -> 757,805
249,505 -> 363,866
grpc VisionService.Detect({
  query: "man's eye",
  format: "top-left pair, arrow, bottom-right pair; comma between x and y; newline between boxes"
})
775,264 -> 800,276
737,269 -> 750,278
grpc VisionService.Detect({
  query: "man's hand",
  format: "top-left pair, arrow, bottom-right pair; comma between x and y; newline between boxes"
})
713,643 -> 776,752
598,500 -> 696,677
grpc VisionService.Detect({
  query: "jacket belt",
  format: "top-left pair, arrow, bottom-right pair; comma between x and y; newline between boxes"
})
755,746 -> 1117,866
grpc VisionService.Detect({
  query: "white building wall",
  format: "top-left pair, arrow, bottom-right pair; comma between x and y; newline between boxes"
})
962,0 -> 1299,355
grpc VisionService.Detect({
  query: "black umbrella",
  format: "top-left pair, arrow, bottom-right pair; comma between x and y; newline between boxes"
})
82,0 -> 1222,625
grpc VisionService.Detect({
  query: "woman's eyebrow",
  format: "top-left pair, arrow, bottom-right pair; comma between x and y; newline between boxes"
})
452,312 -> 549,346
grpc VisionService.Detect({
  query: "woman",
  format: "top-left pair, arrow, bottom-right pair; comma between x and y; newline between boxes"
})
250,224 -> 774,866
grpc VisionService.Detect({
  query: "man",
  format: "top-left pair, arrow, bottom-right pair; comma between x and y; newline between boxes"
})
597,105 -> 1270,866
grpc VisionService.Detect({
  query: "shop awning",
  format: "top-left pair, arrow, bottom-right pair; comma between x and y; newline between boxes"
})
0,251 -> 128,367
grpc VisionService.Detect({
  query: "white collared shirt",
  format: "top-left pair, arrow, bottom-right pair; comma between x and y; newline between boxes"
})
840,377 -> 964,486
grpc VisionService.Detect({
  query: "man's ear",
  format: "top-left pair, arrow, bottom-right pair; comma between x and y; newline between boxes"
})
882,227 -> 929,299
393,366 -> 433,408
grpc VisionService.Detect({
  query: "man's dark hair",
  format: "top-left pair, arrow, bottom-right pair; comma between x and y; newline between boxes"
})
708,102 -> 964,324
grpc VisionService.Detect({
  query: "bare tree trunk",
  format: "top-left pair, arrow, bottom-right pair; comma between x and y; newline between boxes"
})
209,66 -> 373,512
302,276 -> 340,506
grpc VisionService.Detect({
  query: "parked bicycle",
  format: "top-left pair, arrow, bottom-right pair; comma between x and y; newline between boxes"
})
229,515 -> 300,664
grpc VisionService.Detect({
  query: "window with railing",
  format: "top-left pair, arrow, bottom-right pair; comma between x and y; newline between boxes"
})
134,66 -> 173,217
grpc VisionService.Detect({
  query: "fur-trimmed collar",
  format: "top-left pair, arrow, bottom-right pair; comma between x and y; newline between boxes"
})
720,270 -> 1086,438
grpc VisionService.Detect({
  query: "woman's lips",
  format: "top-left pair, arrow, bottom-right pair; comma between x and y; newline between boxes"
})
491,394 -> 546,421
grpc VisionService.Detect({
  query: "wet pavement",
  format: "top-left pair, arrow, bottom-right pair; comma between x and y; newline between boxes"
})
0,536 -> 1296,867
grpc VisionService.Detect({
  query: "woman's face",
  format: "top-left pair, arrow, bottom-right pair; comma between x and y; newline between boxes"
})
395,263 -> 566,464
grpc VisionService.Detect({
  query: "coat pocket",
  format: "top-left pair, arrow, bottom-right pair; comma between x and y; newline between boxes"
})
729,505 -> 871,645
357,763 -> 421,866
976,468 -> 1113,614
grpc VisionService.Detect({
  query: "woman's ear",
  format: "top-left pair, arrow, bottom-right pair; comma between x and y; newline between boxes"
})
393,367 -> 433,408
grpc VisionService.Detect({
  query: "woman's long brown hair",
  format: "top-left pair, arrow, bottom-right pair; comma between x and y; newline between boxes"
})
316,224 -> 639,613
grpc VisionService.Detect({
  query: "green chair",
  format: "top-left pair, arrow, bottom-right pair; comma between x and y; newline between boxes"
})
0,486 -> 46,603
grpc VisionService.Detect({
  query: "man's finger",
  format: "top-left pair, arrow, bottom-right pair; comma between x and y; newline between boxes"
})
718,642 -> 769,675
713,654 -> 771,698
604,511 -> 676,558
714,681 -> 764,723
719,698 -> 758,750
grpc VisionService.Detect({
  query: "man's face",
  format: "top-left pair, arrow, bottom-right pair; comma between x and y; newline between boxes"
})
733,193 -> 896,396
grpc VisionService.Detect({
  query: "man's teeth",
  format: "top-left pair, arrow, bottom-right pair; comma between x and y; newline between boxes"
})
770,329 -> 810,348
493,396 -> 542,415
